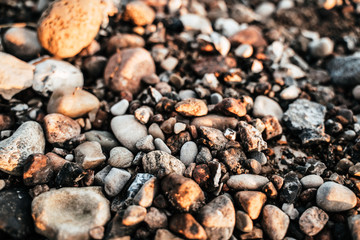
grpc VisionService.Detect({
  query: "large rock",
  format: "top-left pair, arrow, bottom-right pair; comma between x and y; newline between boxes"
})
32,187 -> 110,240
0,52 -> 34,100
0,121 -> 45,175
262,205 -> 289,240
111,115 -> 148,152
37,0 -> 104,58
327,55 -> 360,86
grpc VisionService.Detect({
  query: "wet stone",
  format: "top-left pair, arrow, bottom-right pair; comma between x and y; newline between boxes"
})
299,206 -> 329,236
23,153 -> 54,186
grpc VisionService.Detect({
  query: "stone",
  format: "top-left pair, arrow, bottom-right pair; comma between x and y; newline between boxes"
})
136,135 -> 155,152
215,98 -> 247,117
110,99 -> 129,116
316,181 -> 357,212
253,95 -> 283,120
348,215 -> 360,240
231,4 -> 260,23
300,175 -> 324,189
134,106 -> 153,124
55,162 -> 86,187
43,113 -> 81,145
248,151 -> 267,166
280,172 -> 302,204
262,116 -> 283,140
154,138 -> 171,154
191,115 -> 238,131
107,33 -> 145,54
238,121 -> 267,152
74,141 -> 106,169
46,151 -> 68,172
230,26 -> 267,48
280,85 -> 301,100
47,87 -> 100,118
122,205 -> 147,226
180,141 -> 198,166
309,37 -> 334,58
155,229 -> 184,240
144,207 -> 168,229
353,85 -> 360,100
198,126 -> 228,151
23,153 -> 54,186
219,148 -> 246,173
198,195 -> 235,240
105,211 -> 136,239
235,44 -> 253,58
262,205 -> 289,240
32,187 -> 110,240
37,0 -> 104,58
3,27 -> 41,60
142,150 -> 186,178
227,174 -> 269,190
94,165 -> 112,185
0,121 -> 45,175
282,203 -> 299,220
161,56 -> 179,71
235,191 -> 267,220
239,227 -> 263,240
108,147 -> 134,168
104,48 -> 155,94
214,18 -> 241,37
133,177 -> 158,208
104,168 -> 131,197
122,173 -> 154,205
84,130 -> 118,152
0,52 -> 34,100
299,206 -> 328,236
149,123 -> 165,141
123,1 -> 155,26
327,55 -> 360,86
236,210 -> 253,233
262,182 -> 278,199
32,58 -> 84,96
169,213 -> 207,240
111,115 -> 148,152
162,173 -> 205,212
175,98 -> 208,117
174,122 -> 186,134
180,14 -> 213,34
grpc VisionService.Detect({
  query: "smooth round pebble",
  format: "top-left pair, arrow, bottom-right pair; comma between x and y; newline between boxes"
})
108,147 -> 134,168
300,175 -> 324,189
180,141 -> 198,166
110,99 -> 129,116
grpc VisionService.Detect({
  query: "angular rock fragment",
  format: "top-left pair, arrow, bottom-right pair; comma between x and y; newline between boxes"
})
142,151 -> 185,178
133,177 -> 158,208
198,126 -> 228,151
175,98 -> 208,117
169,213 -> 207,240
262,116 -> 282,140
214,98 -> 247,117
238,121 -> 267,152
23,154 -> 54,186
235,191 -> 267,220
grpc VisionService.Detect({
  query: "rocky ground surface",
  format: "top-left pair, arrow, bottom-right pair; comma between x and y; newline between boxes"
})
1,0 -> 360,239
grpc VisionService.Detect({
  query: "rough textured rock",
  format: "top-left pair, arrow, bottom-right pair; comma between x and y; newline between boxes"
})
262,205 -> 290,240
238,121 -> 267,152
108,146 -> 134,168
227,174 -> 269,190
23,153 -> 54,186
32,187 -> 110,240
37,0 -> 104,58
327,55 -> 360,86
214,98 -> 247,117
198,126 -> 228,151
74,141 -> 106,169
169,213 -> 207,240
0,121 -> 45,175
299,206 -> 329,236
175,98 -> 208,117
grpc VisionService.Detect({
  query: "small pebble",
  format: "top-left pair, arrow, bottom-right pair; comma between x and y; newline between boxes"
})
104,168 -> 131,197
299,206 -> 329,236
111,99 -> 129,116
180,141 -> 198,166
108,147 -> 134,168
300,175 -> 324,189
122,205 -> 147,226
262,205 -> 290,240
236,210 -> 253,233
74,141 -> 106,169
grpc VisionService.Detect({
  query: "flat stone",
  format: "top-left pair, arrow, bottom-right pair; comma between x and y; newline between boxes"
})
348,215 -> 360,240
300,175 -> 324,189
123,1 -> 155,26
0,121 -> 45,175
227,174 -> 269,190
299,206 -> 328,236
74,141 -> 106,169
175,98 -> 208,117
316,181 -> 357,212
85,130 -> 119,152
235,191 -> 267,220
191,115 -> 238,131
32,187 -> 110,240
238,121 -> 267,152
180,141 -> 198,166
133,177 -> 158,208
253,95 -> 283,120
236,210 -> 253,233
108,147 -> 134,168
122,205 -> 147,226
262,205 -> 289,240
111,99 -> 129,116
111,115 -> 148,152
169,213 -> 207,240
104,168 -> 131,197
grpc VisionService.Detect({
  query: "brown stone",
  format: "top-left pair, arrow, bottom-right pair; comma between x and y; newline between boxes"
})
229,26 -> 267,48
23,154 -> 54,186
235,191 -> 267,220
191,115 -> 238,131
262,205 -> 289,240
192,164 -> 211,188
133,177 -> 159,208
262,116 -> 283,140
262,182 -> 278,199
166,131 -> 191,154
175,98 -> 208,117
144,207 -> 168,229
46,152 -> 67,172
169,213 -> 207,240
215,98 -> 247,117
239,227 -> 263,240
299,206 -> 329,236
198,126 -> 228,151
107,33 -> 145,54
219,148 -> 246,173
160,117 -> 176,134
270,175 -> 284,190
155,229 -> 184,240
122,205 -> 147,226
123,1 -> 155,26
238,121 -> 267,152
0,114 -> 13,131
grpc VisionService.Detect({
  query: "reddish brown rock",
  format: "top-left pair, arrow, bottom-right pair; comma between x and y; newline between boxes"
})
169,213 -> 207,240
46,152 -> 67,172
23,154 -> 54,186
166,131 -> 192,155
262,116 -> 283,140
229,26 -> 267,48
235,191 -> 267,220
123,1 -> 155,26
191,115 -> 238,131
175,98 -> 208,117
107,33 -> 145,54
299,206 -> 328,236
262,205 -> 289,240
215,98 -> 247,117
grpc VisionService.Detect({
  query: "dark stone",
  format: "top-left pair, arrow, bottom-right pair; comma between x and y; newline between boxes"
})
280,172 -> 302,204
166,131 -> 191,155
23,153 -> 54,186
305,160 -> 327,175
196,147 -> 212,164
218,148 -> 246,173
327,56 -> 360,86
55,162 -> 86,188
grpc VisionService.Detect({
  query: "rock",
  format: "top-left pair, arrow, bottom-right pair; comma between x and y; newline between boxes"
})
262,205 -> 290,240
214,98 -> 247,117
316,181 -> 357,212
282,203 -> 299,220
55,162 -> 86,187
32,187 -> 110,240
299,206 -> 328,236
231,4 -> 260,23
104,48 -> 155,94
348,215 -> 360,240
23,153 -> 54,186
239,227 -> 263,240
253,95 -> 283,120
353,85 -> 360,100
111,115 -> 148,152
32,59 -> 84,96
0,121 -> 45,175
47,88 -> 100,118
198,195 -> 235,240
122,173 -> 154,204
198,126 -> 228,151
43,113 -> 81,145
37,0 -> 104,58
85,130 -> 119,152
3,27 -> 41,60
227,174 -> 269,190
149,123 -> 165,141
154,138 -> 171,154
108,147 -> 134,168
236,210 -> 253,233
180,141 -> 198,166
144,207 -> 168,229
262,116 -> 283,140
309,37 -> 334,58
162,173 -> 205,211
327,55 -> 360,86
161,56 -> 179,71
255,2 -> 276,18
104,168 -> 131,197
284,98 -> 329,144
155,229 -> 184,240
175,98 -> 208,117
238,121 -> 267,152
133,177 -> 158,207
134,106 -> 153,124
174,122 -> 187,134
214,18 -> 241,37
94,165 -> 112,185
0,189 -> 33,238
180,14 -> 213,34
111,99 -> 129,116
122,205 -> 147,226
248,151 -> 267,165
300,175 -> 324,189
219,148 -> 246,173
74,141 -> 106,169
107,33 -> 145,54
235,44 -> 253,58
142,150 -> 186,178
280,172 -> 302,204
280,85 -> 301,100
136,135 -> 155,152
230,26 -> 267,48
105,211 -> 136,239
123,1 -> 155,26
0,52 -> 34,100
191,115 -> 238,131
169,213 -> 207,240
235,191 -> 267,220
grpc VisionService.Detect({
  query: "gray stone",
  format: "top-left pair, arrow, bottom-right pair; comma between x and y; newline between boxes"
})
144,207 -> 168,229
236,210 -> 253,232
180,14 -> 213,34
180,141 -> 198,166
108,147 -> 134,168
74,141 -> 106,169
309,37 -> 334,58
136,135 -> 155,152
248,151 -> 267,165
133,177 -> 158,208
104,168 -> 131,197
253,96 -> 283,120
154,138 -> 171,154
300,175 -> 324,189
110,99 -> 129,116
299,206 -> 328,236
0,121 -> 45,175
327,55 -> 360,86
282,203 -> 299,220
94,165 -> 112,185
227,174 -> 269,190
149,123 -> 165,141
262,205 -> 289,240
85,130 -> 119,152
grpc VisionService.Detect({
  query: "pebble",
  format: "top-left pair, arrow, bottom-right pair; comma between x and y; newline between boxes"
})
104,48 -> 155,94
215,98 -> 247,117
149,123 -> 165,141
55,162 -> 86,187
238,121 -> 267,152
191,115 -> 238,131
235,44 -> 253,58
104,168 -> 131,197
108,146 -> 134,168
348,215 -> 360,240
231,4 -> 260,23
214,18 -> 241,37
111,115 -> 148,152
122,205 -> 147,226
142,150 -> 186,178
111,99 -> 129,116
175,98 -> 208,117
161,56 -> 179,71
353,85 -> 360,100
37,0 -> 104,58
123,1 -> 155,26
169,213 -> 207,240
227,174 -> 269,190
107,33 -> 145,54
262,205 -> 290,240
43,113 -> 81,145
280,85 -> 301,100
144,207 -> 168,229
235,191 -> 267,220
136,135 -> 155,152
180,141 -> 198,166
253,95 -> 283,120
179,89 -> 197,100
32,187 -> 110,239
154,138 -> 172,154
32,58 -> 84,97
174,122 -> 186,134
0,52 -> 34,100
3,27 -> 41,60
47,87 -> 100,118
262,115 -> 283,140
211,32 -> 231,56
134,106 -> 153,124
133,177 -> 158,208
197,195 -> 235,240
299,206 -> 329,236
74,141 -> 106,169
162,173 -> 205,212
309,37 -> 334,58
85,130 -> 119,152
229,26 -> 267,48
255,2 -> 276,18
180,14 -> 213,34
327,55 -> 360,86
198,126 -> 228,151
94,165 -> 112,186
23,154 -> 54,186
282,203 -> 299,220
155,229 -> 184,240
248,151 -> 267,165
236,210 -> 253,233
280,172 -> 302,204
316,181 -> 357,212
0,121 -> 45,176
300,175 -> 324,189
